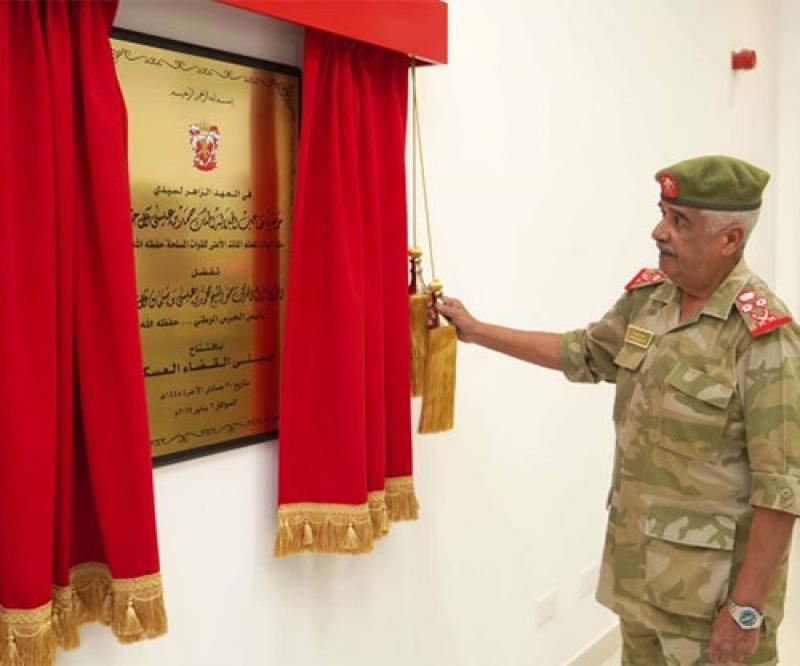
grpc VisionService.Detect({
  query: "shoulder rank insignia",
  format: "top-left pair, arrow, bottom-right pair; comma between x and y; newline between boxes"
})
735,287 -> 792,336
625,268 -> 667,291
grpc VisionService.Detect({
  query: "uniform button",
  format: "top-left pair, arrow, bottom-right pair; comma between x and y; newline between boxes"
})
779,487 -> 795,506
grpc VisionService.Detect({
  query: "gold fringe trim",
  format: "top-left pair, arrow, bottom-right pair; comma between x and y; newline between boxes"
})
368,491 -> 390,539
385,476 -> 420,522
0,563 -> 166,665
274,503 -> 375,557
409,293 -> 429,397
0,606 -> 55,666
275,478 -> 420,557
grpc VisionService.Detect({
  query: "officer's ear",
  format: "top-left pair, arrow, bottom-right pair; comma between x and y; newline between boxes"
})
720,225 -> 746,257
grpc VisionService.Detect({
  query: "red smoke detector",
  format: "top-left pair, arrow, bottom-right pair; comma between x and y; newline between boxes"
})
731,49 -> 757,70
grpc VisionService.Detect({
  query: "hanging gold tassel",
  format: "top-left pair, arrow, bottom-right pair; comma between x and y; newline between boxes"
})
409,59 -> 457,432
419,280 -> 457,433
0,622 -> 57,666
110,589 -> 167,645
50,608 -> 65,646
409,247 -> 428,396
1,631 -> 23,666
368,492 -> 390,538
120,598 -> 143,638
380,505 -> 390,534
408,58 -> 431,399
52,589 -> 80,650
342,523 -> 359,551
302,520 -> 314,547
100,591 -> 113,626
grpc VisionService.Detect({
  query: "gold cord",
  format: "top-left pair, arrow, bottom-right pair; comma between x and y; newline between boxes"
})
410,58 -> 437,283
411,57 -> 418,250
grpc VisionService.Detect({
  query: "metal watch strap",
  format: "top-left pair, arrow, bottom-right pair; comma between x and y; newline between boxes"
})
726,599 -> 764,630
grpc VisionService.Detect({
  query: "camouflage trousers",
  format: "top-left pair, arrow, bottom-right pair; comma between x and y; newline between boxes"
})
620,618 -> 778,665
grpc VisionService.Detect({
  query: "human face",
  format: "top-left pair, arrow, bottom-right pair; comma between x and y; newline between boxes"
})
650,201 -> 723,290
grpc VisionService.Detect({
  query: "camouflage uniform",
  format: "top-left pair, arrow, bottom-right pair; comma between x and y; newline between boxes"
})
620,617 -> 777,665
561,259 -> 800,665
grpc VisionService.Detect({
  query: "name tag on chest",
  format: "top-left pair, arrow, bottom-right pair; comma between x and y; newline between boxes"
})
624,325 -> 655,349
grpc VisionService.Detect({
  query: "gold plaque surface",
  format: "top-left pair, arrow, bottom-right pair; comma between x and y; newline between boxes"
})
111,30 -> 299,462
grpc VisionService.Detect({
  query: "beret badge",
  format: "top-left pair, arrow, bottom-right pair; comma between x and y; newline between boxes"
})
658,172 -> 678,199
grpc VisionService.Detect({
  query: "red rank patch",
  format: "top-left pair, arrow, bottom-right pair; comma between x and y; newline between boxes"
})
736,288 -> 792,336
625,268 -> 667,291
658,172 -> 678,199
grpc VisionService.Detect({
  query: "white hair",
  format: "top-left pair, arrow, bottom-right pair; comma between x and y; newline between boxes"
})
702,208 -> 760,244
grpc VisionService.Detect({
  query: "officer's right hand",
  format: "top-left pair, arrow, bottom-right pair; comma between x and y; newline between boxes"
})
432,296 -> 481,343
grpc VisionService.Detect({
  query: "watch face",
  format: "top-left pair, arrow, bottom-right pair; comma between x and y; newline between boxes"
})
739,609 -> 758,628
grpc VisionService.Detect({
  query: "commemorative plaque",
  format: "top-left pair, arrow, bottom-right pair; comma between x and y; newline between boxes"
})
111,29 -> 299,463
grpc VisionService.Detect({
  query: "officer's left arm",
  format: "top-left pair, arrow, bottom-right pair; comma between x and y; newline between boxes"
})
708,508 -> 795,663
729,508 -> 795,620
734,323 -> 800,602
741,325 -> 800,520
709,326 -> 800,663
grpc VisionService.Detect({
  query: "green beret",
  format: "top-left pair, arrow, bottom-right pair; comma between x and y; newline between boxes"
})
655,155 -> 770,211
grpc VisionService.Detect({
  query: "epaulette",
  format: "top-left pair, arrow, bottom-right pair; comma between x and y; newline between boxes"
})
735,285 -> 792,337
625,268 -> 667,291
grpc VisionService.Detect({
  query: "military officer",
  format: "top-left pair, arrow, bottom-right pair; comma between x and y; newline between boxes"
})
437,156 -> 799,665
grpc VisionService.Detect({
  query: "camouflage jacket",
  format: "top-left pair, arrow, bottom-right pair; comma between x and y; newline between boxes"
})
561,259 -> 800,639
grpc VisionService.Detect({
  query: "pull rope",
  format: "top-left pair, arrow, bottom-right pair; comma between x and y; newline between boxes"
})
410,57 -> 437,283
411,57 -> 418,250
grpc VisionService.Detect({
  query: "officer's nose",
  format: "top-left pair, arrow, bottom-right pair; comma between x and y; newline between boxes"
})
651,216 -> 668,243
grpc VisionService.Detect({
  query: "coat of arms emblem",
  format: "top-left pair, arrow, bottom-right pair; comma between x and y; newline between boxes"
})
188,123 -> 220,171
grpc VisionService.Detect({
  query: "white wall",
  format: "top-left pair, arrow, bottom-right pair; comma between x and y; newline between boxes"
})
62,2 -> 798,665
775,0 -> 800,311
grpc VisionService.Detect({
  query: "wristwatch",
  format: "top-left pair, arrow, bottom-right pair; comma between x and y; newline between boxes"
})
726,599 -> 764,630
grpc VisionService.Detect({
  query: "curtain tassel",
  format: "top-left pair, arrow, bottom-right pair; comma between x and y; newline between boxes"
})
343,523 -> 359,551
409,60 -> 457,432
1,631 -> 23,666
101,591 -> 114,626
381,506 -> 390,534
302,520 -> 314,546
51,608 -> 64,642
52,602 -> 79,650
121,597 -> 143,638
419,281 -> 457,433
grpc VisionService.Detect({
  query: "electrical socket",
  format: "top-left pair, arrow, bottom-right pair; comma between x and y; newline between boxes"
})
535,590 -> 559,628
580,564 -> 599,598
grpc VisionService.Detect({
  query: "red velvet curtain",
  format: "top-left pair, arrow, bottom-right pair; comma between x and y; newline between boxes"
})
0,1 -> 165,662
275,30 -> 418,556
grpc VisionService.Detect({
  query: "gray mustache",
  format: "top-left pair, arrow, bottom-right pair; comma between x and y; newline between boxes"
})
657,242 -> 677,257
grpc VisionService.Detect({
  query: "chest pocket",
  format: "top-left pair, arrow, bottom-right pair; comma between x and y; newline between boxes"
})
654,362 -> 734,462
